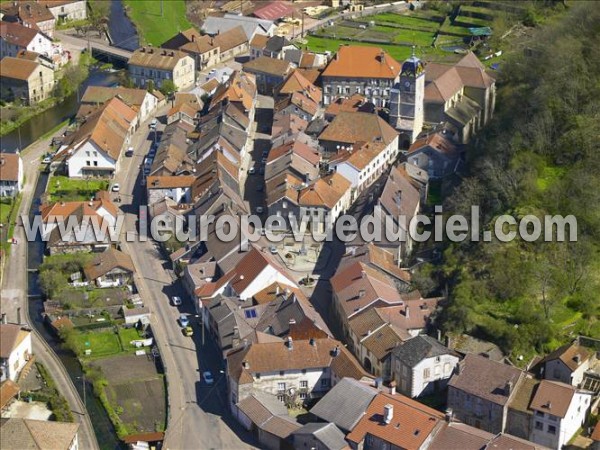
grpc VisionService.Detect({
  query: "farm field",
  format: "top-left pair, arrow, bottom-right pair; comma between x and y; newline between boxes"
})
123,0 -> 192,46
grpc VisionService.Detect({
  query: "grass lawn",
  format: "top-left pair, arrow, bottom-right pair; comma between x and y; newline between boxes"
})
47,175 -> 109,202
427,180 -> 443,206
76,330 -> 122,358
118,327 -> 143,350
439,21 -> 473,37
0,202 -> 11,224
454,15 -> 493,28
304,35 -> 446,62
123,0 -> 192,46
393,29 -> 436,46
357,13 -> 442,32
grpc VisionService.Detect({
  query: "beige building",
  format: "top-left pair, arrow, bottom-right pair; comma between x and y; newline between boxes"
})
128,47 -> 195,91
0,56 -> 54,104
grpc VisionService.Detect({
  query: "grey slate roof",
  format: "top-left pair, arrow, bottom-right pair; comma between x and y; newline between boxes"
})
310,377 -> 377,432
392,335 -> 454,368
292,422 -> 348,450
202,14 -> 274,40
265,35 -> 292,53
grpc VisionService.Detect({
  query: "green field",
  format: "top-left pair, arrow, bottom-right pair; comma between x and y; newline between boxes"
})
356,13 -> 442,32
47,175 -> 109,202
123,0 -> 192,46
0,201 -> 10,224
76,330 -> 122,358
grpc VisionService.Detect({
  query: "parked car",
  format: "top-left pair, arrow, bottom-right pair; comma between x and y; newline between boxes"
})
261,157 -> 267,164
179,314 -> 189,327
183,326 -> 194,337
125,146 -> 134,157
202,371 -> 214,385
111,183 -> 120,192
248,167 -> 256,175
171,296 -> 182,306
42,155 -> 52,164
269,245 -> 278,254
150,118 -> 158,129
259,167 -> 265,175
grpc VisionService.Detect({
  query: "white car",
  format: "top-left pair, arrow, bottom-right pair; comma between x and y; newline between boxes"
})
149,118 -> 158,129
171,296 -> 182,306
202,371 -> 214,385
42,155 -> 52,164
256,206 -> 264,214
248,167 -> 256,175
111,183 -> 120,192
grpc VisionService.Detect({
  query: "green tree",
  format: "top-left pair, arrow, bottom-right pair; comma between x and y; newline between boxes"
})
159,80 -> 177,96
39,269 -> 67,298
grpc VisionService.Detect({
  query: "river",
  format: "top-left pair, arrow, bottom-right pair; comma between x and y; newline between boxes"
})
1,70 -> 121,153
26,172 -> 123,450
2,0 -> 139,153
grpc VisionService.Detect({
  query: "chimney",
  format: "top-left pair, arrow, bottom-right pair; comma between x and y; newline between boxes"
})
242,360 -> 249,369
309,337 -> 316,346
383,404 -> 394,424
404,306 -> 410,319
332,345 -> 340,357
17,307 -> 21,325
191,34 -> 195,42
574,354 -> 581,365
388,381 -> 396,395
358,289 -> 365,298
286,336 -> 293,350
361,270 -> 366,278
395,190 -> 402,206
445,408 -> 454,423
504,381 -> 513,396
275,285 -> 280,296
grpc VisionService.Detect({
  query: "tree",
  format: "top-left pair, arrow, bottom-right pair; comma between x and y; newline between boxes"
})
147,79 -> 155,93
88,0 -> 109,37
159,80 -> 177,97
39,269 -> 67,298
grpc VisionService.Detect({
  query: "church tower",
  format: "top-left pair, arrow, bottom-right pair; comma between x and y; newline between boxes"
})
389,48 -> 425,147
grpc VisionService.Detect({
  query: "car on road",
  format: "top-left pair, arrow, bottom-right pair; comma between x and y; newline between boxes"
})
125,146 -> 134,157
150,118 -> 158,129
256,206 -> 264,214
262,150 -> 269,158
202,371 -> 214,385
111,183 -> 120,192
42,155 -> 52,164
248,167 -> 256,175
261,157 -> 267,164
269,245 -> 277,254
259,167 -> 265,175
171,296 -> 182,306
183,326 -> 194,337
179,314 -> 189,327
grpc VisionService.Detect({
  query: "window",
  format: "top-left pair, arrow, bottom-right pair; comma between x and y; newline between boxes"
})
86,161 -> 91,166
93,161 -> 98,167
244,309 -> 257,319
299,392 -> 307,400
423,368 -> 431,379
547,425 -> 557,435
320,379 -> 330,388
277,394 -> 285,402
535,411 -> 544,418
534,421 -> 543,431
300,380 -> 308,389
279,370 -> 285,376
277,382 -> 286,393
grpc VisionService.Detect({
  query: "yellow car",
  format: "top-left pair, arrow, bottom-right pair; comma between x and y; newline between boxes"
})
183,326 -> 194,337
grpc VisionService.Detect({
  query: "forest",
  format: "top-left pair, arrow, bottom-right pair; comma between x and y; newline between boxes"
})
429,1 -> 600,361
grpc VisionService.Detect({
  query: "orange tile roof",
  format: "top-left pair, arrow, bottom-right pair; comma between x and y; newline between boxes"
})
40,196 -> 118,223
277,70 -> 322,104
275,91 -> 319,117
325,94 -> 375,118
331,261 -> 403,319
346,392 -> 444,448
0,152 -> 20,182
0,21 -> 38,47
323,46 -> 400,80
591,422 -> 600,442
209,70 -> 256,112
0,379 -> 20,410
250,33 -> 269,49
146,175 -> 196,189
319,112 -> 398,146
543,343 -> 591,372
298,172 -> 351,209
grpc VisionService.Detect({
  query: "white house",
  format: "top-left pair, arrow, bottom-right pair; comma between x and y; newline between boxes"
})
0,323 -> 32,382
146,175 -> 196,206
56,97 -> 137,178
0,152 -> 23,197
41,0 -> 87,22
331,138 -> 399,201
0,22 -> 54,59
198,246 -> 296,301
227,337 -> 369,410
542,343 -> 591,387
529,380 -> 592,449
391,335 -> 460,398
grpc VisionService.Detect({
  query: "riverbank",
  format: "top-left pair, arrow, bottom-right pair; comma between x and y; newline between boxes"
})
0,52 -> 95,138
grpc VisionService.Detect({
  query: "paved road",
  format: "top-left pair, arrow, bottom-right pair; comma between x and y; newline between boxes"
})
0,130 -> 100,450
113,110 -> 258,450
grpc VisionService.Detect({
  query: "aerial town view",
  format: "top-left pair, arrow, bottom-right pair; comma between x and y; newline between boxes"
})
0,0 -> 599,449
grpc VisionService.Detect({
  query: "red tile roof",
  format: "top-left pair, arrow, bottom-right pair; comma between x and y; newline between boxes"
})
529,380 -> 577,419
0,152 -> 20,182
346,392 -> 444,448
323,46 -> 400,80
253,1 -> 294,21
